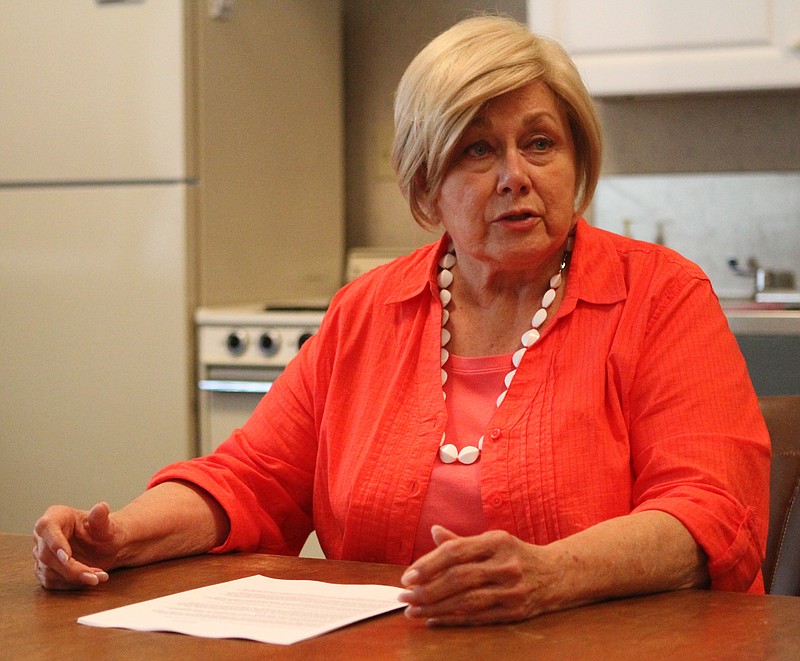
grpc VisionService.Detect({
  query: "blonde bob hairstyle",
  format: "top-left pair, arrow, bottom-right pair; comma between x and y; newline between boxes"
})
391,15 -> 602,229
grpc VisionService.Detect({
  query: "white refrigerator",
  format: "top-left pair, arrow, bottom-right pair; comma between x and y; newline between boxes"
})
0,2 -> 192,534
0,1 -> 344,533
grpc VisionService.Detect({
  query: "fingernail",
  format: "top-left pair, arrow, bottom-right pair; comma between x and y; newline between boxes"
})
96,571 -> 109,582
57,549 -> 69,565
81,572 -> 100,585
404,605 -> 423,618
401,569 -> 419,586
397,589 -> 414,603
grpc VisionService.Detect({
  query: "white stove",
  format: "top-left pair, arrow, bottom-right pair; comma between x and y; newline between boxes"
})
195,303 -> 326,456
194,302 -> 329,559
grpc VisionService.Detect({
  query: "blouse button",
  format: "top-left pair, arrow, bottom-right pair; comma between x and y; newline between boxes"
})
490,495 -> 504,508
490,428 -> 502,440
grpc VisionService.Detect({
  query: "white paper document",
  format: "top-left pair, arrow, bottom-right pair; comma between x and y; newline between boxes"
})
78,574 -> 405,645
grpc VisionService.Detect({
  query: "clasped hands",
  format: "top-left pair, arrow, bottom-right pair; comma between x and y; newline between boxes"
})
399,525 -> 562,626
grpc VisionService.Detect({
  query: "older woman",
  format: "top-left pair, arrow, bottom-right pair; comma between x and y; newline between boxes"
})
33,16 -> 769,626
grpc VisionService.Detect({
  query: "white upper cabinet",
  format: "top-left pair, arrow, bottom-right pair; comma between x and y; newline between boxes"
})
527,0 -> 800,95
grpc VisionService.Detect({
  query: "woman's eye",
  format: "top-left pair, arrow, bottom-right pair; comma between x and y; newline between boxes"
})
529,137 -> 553,152
465,142 -> 490,158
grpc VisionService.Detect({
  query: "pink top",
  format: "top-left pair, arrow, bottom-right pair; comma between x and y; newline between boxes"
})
412,353 -> 511,558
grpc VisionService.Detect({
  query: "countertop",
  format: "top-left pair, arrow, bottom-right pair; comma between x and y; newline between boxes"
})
721,301 -> 800,335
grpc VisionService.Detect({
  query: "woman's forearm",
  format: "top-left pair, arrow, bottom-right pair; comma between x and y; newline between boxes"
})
544,510 -> 709,610
399,510 -> 709,625
111,480 -> 230,569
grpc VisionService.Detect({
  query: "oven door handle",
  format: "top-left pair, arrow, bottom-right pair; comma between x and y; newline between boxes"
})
198,379 -> 272,394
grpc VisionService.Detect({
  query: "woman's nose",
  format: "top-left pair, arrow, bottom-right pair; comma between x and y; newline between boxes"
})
496,150 -> 531,195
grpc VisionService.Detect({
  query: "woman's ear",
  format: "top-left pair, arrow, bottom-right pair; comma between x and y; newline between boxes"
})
414,170 -> 439,226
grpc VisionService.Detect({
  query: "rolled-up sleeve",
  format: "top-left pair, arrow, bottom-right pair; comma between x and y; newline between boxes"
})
627,275 -> 770,592
148,328 -> 323,557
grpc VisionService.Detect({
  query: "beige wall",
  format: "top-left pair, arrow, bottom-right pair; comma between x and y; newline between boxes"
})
342,0 -> 800,249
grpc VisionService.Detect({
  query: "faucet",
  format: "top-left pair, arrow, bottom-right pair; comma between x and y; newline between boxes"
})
727,256 -> 766,295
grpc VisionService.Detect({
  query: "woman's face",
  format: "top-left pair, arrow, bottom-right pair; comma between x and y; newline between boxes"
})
430,81 -> 577,276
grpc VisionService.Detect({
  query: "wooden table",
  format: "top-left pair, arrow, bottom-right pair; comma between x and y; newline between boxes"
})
3,533 -> 800,660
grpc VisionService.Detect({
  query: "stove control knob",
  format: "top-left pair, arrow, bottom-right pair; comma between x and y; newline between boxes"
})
259,331 -> 280,356
226,330 -> 248,356
298,331 -> 315,349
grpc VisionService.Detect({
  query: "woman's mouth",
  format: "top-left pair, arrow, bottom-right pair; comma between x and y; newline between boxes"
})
496,210 -> 540,224
504,212 -> 534,221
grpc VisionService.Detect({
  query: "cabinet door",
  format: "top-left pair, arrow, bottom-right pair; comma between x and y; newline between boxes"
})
527,0 -> 800,95
0,1 -> 185,181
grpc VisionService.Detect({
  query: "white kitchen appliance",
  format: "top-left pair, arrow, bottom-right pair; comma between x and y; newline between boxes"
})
0,2 -> 192,535
196,305 -> 326,455
195,304 -> 327,557
0,1 -> 343,535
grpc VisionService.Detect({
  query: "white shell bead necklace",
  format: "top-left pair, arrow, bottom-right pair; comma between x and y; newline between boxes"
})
437,238 -> 573,465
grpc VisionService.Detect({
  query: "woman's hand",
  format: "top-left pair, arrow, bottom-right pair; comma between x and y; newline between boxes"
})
32,482 -> 231,591
33,502 -> 122,590
399,513 -> 709,626
398,525 -> 564,625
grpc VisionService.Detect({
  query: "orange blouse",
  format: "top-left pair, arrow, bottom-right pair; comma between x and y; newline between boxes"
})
150,218 -> 770,592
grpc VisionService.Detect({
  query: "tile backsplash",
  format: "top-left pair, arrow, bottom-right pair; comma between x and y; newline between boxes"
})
592,173 -> 800,299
